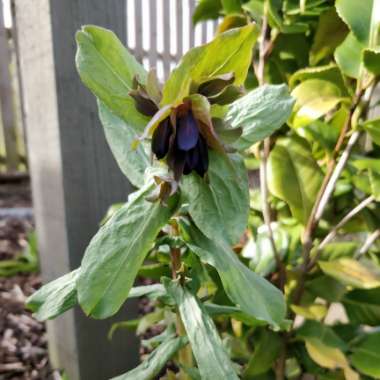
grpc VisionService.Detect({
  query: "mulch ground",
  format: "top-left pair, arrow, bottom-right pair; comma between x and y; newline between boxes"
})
0,180 -> 55,380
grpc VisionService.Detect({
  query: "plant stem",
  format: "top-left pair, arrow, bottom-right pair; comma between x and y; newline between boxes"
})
308,195 -> 375,269
170,229 -> 192,378
293,82 -> 375,305
356,229 -> 380,258
256,2 -> 286,291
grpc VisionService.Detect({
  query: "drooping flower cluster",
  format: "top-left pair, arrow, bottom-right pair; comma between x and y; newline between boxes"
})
130,70 -> 243,182
152,104 -> 209,180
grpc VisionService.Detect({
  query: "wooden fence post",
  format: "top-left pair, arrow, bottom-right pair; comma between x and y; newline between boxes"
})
0,2 -> 19,171
14,1 -> 139,379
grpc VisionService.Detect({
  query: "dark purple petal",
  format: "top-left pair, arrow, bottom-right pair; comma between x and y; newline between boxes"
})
183,146 -> 200,175
129,90 -> 158,116
168,147 -> 186,181
176,111 -> 199,151
152,119 -> 172,159
195,136 -> 209,177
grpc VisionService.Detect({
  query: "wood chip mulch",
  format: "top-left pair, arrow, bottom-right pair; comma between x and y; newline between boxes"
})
0,180 -> 56,380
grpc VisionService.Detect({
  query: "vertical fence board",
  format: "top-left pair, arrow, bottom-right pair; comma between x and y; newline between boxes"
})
0,3 -> 18,171
15,1 -> 139,379
162,0 -> 171,78
201,21 -> 207,44
189,0 -> 195,48
176,0 -> 183,60
149,0 -> 157,68
134,0 -> 143,62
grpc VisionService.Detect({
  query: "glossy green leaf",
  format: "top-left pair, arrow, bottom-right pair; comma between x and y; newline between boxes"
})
364,118 -> 380,145
296,320 -> 347,351
98,101 -> 149,188
370,170 -> 380,200
289,79 -> 347,128
221,0 -> 242,13
26,269 -> 79,321
162,24 -> 258,105
343,288 -> 380,326
304,338 -> 359,380
243,330 -> 282,378
112,335 -> 187,380
310,7 -> 348,65
363,48 -> 380,76
180,221 -> 287,328
336,0 -> 380,46
306,275 -> 347,303
77,184 -> 178,318
165,280 -> 239,380
225,84 -> 295,150
334,32 -> 363,79
351,332 -> 380,378
76,25 -> 149,132
193,0 -> 222,25
289,65 -> 349,96
319,258 -> 380,289
181,151 -> 249,245
128,284 -> 166,299
268,136 -> 324,224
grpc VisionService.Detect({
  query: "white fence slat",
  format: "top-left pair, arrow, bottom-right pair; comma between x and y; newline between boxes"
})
189,0 -> 195,48
162,0 -> 171,78
201,22 -> 207,44
149,0 -> 157,68
134,0 -> 143,62
176,0 -> 183,59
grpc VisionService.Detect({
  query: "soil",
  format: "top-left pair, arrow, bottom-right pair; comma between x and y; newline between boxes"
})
0,180 -> 55,380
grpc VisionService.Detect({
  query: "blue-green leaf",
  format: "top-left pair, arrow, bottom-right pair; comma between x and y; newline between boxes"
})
112,335 -> 187,380
98,101 -> 149,188
181,151 -> 249,245
226,84 -> 295,150
26,269 -> 79,321
77,184 -> 178,318
165,280 -> 239,380
180,221 -> 287,328
76,25 -> 149,133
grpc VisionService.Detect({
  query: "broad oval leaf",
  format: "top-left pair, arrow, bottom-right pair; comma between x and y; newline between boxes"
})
165,280 -> 239,380
319,258 -> 380,289
289,65 -> 349,96
343,288 -> 380,326
336,0 -> 380,46
243,330 -> 282,378
76,25 -> 149,133
304,338 -> 359,380
334,32 -> 364,79
351,332 -> 380,378
77,184 -> 178,318
161,24 -> 258,105
363,117 -> 380,145
26,269 -> 79,321
310,7 -> 348,66
268,136 -> 323,224
289,79 -> 347,128
98,101 -> 149,188
112,335 -> 187,380
181,151 -> 249,245
180,221 -> 287,329
363,48 -> 380,76
225,84 -> 295,150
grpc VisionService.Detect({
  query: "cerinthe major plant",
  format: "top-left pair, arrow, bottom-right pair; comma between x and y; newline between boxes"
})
27,0 -> 380,379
